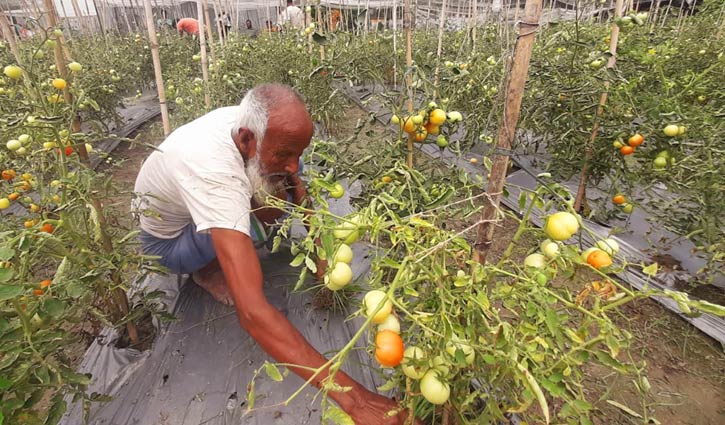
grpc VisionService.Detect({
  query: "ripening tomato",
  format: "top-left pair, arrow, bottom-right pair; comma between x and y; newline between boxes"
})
587,249 -> 613,269
375,330 -> 404,367
40,279 -> 52,288
628,134 -> 644,146
428,108 -> 447,125
620,145 -> 635,155
612,194 -> 626,205
41,223 -> 55,233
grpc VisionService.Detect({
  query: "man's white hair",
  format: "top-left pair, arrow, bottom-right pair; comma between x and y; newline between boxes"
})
231,84 -> 305,147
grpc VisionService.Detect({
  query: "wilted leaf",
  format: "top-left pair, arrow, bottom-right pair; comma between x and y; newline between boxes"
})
262,362 -> 283,382
642,263 -> 658,277
322,406 -> 354,425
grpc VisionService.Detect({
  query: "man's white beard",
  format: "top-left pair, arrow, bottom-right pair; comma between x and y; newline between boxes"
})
245,155 -> 286,206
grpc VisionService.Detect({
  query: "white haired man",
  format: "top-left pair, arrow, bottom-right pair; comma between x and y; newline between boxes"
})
132,84 -> 419,424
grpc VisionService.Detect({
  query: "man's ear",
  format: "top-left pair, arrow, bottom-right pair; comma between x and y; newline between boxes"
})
233,127 -> 258,160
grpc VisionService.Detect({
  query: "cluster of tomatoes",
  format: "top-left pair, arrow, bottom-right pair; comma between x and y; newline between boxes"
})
391,102 -> 463,148
0,168 -> 59,233
611,193 -> 634,214
363,290 -> 455,405
614,133 -> 644,156
525,211 -> 621,282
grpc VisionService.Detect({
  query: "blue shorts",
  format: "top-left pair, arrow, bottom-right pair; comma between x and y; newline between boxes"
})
138,216 -> 270,275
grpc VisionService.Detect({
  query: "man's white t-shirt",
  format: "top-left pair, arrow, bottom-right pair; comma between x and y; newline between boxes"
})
279,6 -> 304,30
133,106 -> 253,239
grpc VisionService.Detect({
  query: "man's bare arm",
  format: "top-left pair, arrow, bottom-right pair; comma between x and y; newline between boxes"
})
211,228 -> 420,424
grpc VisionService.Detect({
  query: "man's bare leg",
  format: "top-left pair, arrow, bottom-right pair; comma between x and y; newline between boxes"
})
191,259 -> 234,305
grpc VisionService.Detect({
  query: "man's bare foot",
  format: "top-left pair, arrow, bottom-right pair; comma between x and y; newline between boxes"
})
191,269 -> 234,305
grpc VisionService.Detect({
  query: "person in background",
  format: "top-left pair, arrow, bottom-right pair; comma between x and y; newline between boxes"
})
277,0 -> 304,30
243,19 -> 258,38
223,11 -> 232,36
216,13 -> 226,40
176,17 -> 199,37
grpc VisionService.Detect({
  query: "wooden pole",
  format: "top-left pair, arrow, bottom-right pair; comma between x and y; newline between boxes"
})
120,0 -> 134,33
197,0 -> 211,108
0,15 -> 24,67
70,0 -> 89,36
141,0 -> 171,136
474,0 -> 543,264
573,0 -> 624,213
433,0 -> 448,98
404,0 -> 413,168
392,0 -> 398,89
202,0 -> 217,64
472,0 -> 478,49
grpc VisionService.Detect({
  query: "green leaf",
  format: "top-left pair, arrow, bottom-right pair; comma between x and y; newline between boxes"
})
691,300 -> 725,316
0,247 -> 14,261
0,284 -> 23,301
262,362 -> 283,382
0,268 -> 14,283
289,252 -> 305,267
322,405 -> 354,425
376,379 -> 397,392
246,381 -> 255,411
293,267 -> 308,292
595,350 -> 627,373
304,256 -> 317,274
42,298 -> 66,318
642,262 -> 658,277
45,394 -> 67,425
516,362 -> 550,424
0,375 -> 11,390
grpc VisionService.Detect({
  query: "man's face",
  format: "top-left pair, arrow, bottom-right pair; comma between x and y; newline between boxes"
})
244,103 -> 313,205
246,21 -> 252,29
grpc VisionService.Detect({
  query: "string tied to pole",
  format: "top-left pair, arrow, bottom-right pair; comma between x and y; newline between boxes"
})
515,20 -> 540,37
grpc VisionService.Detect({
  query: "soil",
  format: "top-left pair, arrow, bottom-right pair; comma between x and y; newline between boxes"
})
76,102 -> 724,425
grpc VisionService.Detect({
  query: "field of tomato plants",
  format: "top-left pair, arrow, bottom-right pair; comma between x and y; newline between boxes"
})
1,1 -> 724,424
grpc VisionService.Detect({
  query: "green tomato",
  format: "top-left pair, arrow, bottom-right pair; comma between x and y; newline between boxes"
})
420,371 -> 450,405
333,243 -> 353,264
363,290 -> 392,324
329,182 -> 345,199
402,346 -> 426,380
325,262 -> 352,291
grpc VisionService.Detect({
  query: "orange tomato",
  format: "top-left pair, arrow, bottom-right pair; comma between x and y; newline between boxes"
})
402,117 -> 416,134
587,250 -> 613,270
425,122 -> 440,135
1,169 -> 16,181
375,330 -> 404,367
41,223 -> 55,234
612,194 -> 626,205
428,108 -> 447,125
33,289 -> 44,296
8,192 -> 20,201
413,129 -> 428,143
40,279 -> 52,288
620,146 -> 634,155
628,134 -> 644,147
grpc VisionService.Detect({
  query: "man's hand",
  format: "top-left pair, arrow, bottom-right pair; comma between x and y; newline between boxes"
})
348,390 -> 422,425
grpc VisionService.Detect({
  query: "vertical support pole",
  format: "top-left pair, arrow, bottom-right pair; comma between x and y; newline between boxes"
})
404,0 -> 413,168
433,0 -> 448,99
474,0 -> 543,264
196,0 -> 211,108
142,0 -> 171,136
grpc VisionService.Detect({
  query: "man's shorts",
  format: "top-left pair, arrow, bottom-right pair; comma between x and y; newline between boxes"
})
139,215 -> 269,275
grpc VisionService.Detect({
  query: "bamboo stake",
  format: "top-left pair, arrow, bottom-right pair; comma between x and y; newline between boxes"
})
474,0 -> 543,264
404,0 -> 413,168
141,0 -> 170,136
660,0 -> 674,28
0,15 -> 24,66
432,0 -> 448,98
573,0 -> 624,213
202,0 -> 216,64
120,0 -> 134,33
70,0 -> 89,36
196,0 -> 211,108
472,0 -> 478,49
392,0 -> 398,89
211,0 -> 223,46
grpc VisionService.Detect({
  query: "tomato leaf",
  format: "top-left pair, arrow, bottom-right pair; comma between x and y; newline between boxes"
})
322,406 -> 354,425
304,256 -> 317,274
641,262 -> 658,277
0,283 -> 23,300
0,268 -> 14,283
0,247 -> 14,261
262,362 -> 283,382
289,252 -> 305,268
0,375 -> 11,390
246,381 -> 255,411
45,394 -> 67,425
